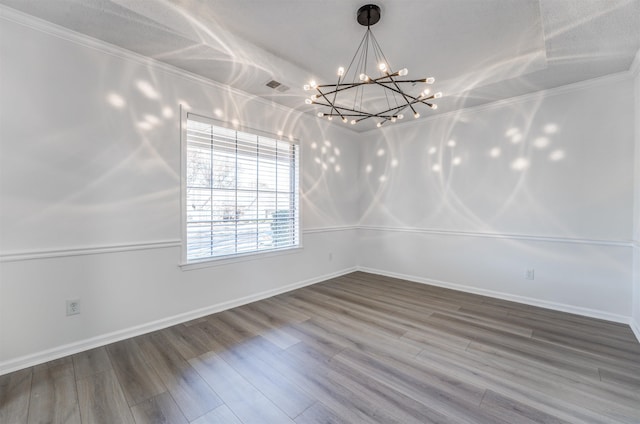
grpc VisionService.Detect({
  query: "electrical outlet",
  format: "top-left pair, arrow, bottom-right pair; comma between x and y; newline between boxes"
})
525,269 -> 535,280
66,299 -> 81,316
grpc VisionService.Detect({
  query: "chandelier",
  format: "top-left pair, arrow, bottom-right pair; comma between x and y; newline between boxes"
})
304,4 -> 442,128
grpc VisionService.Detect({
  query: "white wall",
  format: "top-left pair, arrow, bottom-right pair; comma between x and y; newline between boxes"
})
0,11 -> 359,373
357,75 -> 636,321
632,50 -> 640,339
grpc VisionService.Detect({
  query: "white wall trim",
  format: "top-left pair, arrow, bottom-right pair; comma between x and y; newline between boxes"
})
358,225 -> 632,248
362,71 -> 633,135
0,227 -> 360,263
631,319 -> 640,344
0,266 -> 358,376
358,266 -> 630,325
0,240 -> 182,262
304,225 -> 359,234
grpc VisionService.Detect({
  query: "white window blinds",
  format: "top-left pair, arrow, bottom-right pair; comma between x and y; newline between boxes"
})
185,115 -> 299,262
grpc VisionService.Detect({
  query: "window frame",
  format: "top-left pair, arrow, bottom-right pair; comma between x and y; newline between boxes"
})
179,108 -> 302,269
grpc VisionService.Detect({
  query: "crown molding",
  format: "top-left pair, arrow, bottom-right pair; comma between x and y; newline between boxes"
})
0,4 -> 359,139
5,4 -> 635,141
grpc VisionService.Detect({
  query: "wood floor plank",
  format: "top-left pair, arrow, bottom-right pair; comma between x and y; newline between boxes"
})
160,324 -> 213,361
464,341 -> 640,414
325,362 -> 459,424
224,307 -> 301,349
5,271 -> 640,423
294,401 -> 349,424
0,368 -> 32,424
190,404 -> 243,424
76,370 -> 135,424
331,348 -> 508,424
105,338 -> 166,406
479,389 -> 572,424
599,367 -> 640,391
28,371 -> 80,424
189,351 -> 295,424
214,336 -> 316,418
416,340 -> 636,424
72,347 -> 112,380
135,331 -> 222,421
129,391 -> 188,424
264,344 -> 388,424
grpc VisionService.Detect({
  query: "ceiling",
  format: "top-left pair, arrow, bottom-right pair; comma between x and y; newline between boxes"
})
2,0 -> 639,132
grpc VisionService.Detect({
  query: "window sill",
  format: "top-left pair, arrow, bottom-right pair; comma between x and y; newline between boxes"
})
179,245 -> 303,271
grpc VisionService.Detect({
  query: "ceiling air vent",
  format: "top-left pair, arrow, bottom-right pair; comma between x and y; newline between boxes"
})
265,79 -> 289,92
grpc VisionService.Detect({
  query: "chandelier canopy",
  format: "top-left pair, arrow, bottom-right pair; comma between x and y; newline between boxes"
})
304,4 -> 442,128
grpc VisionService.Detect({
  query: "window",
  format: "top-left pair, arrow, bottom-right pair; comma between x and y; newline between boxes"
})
183,114 -> 299,263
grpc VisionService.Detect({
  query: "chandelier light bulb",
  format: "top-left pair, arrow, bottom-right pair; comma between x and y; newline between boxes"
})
414,112 -> 420,118
391,117 -> 397,123
328,116 -> 333,120
426,77 -> 435,84
305,99 -> 312,104
397,114 -> 404,119
310,80 -> 317,88
350,119 -> 357,125
378,63 -> 387,72
303,84 -> 310,91
423,89 -> 431,97
337,67 -> 345,76
342,117 -> 348,123
398,68 -> 408,76
434,92 -> 442,99
317,112 -> 324,117
431,104 -> 438,110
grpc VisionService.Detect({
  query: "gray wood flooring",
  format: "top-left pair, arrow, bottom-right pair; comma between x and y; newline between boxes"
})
2,272 -> 639,423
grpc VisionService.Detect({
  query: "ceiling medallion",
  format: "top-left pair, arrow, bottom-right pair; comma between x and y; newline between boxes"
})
304,4 -> 442,128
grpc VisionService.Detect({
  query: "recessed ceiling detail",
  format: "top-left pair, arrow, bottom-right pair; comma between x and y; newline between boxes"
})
1,0 -> 638,132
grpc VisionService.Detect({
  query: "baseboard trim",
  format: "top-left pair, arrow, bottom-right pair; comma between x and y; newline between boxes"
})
0,266 -> 357,376
631,319 -> 640,344
357,266 -> 630,324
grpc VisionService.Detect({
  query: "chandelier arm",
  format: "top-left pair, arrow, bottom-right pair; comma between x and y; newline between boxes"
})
331,73 -> 342,112
315,82 -> 368,98
369,79 -> 419,102
386,75 -> 419,115
312,101 -> 378,118
312,101 -> 401,121
317,82 -> 368,88
369,79 -> 438,106
315,89 -> 345,120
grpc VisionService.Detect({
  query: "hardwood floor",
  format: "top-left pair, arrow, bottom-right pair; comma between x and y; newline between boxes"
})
1,271 -> 639,423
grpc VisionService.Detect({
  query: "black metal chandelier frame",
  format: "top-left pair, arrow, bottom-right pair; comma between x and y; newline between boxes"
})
305,4 -> 441,127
